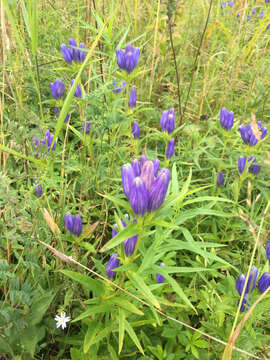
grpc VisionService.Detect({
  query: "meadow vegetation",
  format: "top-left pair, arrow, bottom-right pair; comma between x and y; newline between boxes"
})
1,0 -> 270,359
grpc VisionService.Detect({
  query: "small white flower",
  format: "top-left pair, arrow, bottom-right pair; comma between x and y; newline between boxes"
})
54,311 -> 71,330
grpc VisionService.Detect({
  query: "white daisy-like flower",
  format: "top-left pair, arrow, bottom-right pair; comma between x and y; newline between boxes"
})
54,312 -> 71,330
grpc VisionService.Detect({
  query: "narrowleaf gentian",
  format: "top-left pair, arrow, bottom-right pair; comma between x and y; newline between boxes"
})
64,212 -> 82,237
248,156 -> 261,175
50,79 -> 65,100
239,122 -> 267,146
217,171 -> 224,186
129,88 -> 137,108
266,239 -> 270,263
257,273 -> 270,293
70,80 -> 82,98
238,156 -> 247,174
82,121 -> 92,134
166,138 -> 175,159
32,130 -> 56,155
61,38 -> 86,65
121,156 -> 170,216
112,79 -> 126,94
115,44 -> 140,73
34,179 -> 42,198
106,253 -> 119,279
160,108 -> 175,134
112,218 -> 138,257
132,121 -> 140,139
219,107 -> 234,131
156,263 -> 165,283
236,266 -> 258,312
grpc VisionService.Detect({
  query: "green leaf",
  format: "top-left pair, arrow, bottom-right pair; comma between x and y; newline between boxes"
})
0,144 -> 40,165
72,303 -> 113,322
128,271 -> 160,309
175,208 -> 232,226
118,308 -> 125,354
83,321 -> 99,354
110,297 -> 144,316
28,292 -> 55,326
171,163 -> 179,195
108,343 -> 118,360
61,270 -> 104,295
124,319 -> 144,354
101,222 -> 139,252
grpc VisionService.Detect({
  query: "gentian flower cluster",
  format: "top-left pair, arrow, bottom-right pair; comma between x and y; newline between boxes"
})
61,38 -> 86,65
34,179 -> 42,198
115,44 -> 140,74
219,107 -> 234,131
237,156 -> 261,175
239,121 -> 267,146
236,266 -> 258,312
121,156 -> 170,216
106,253 -> 119,279
32,130 -> 56,155
64,212 -> 82,237
112,218 -> 138,257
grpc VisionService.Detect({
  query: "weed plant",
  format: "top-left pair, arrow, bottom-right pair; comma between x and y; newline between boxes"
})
0,0 -> 270,359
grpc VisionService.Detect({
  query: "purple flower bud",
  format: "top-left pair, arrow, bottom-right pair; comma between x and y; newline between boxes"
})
266,0 -> 270,3
140,161 -> 155,191
112,223 -> 118,238
160,110 -> 168,131
50,79 -> 65,100
238,156 -> 247,174
257,273 -> 270,293
156,263 -> 165,283
153,159 -> 160,176
82,121 -> 92,134
129,88 -> 137,108
246,266 -> 258,293
64,113 -> 70,123
32,137 -> 40,152
106,253 -> 119,279
132,159 -> 141,177
166,138 -> 175,159
239,124 -> 249,144
217,171 -> 224,186
112,80 -> 126,94
148,168 -> 170,212
70,80 -> 82,98
140,155 -> 147,169
79,43 -> 86,62
221,1 -> 226,9
266,240 -> 270,263
64,212 -> 82,237
248,156 -> 261,175
228,1 -> 234,6
166,108 -> 175,134
267,24 -> 270,30
239,295 -> 248,313
121,163 -> 135,199
124,235 -> 138,256
55,107 -> 60,116
249,133 -> 258,146
220,107 -> 234,130
236,274 -> 246,296
129,177 -> 149,216
115,44 -> 140,74
132,121 -> 140,139
260,10 -> 264,18
69,38 -> 80,62
247,14 -> 250,22
45,130 -> 56,151
61,44 -> 73,65
34,184 -> 42,198
251,8 -> 255,15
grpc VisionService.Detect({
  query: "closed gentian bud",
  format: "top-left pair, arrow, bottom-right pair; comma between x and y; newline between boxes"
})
112,80 -> 126,94
249,133 -> 258,146
166,138 -> 175,159
166,108 -> 175,133
238,156 -> 247,174
217,171 -> 224,186
156,263 -> 165,283
246,266 -> 258,293
121,164 -> 135,199
129,88 -> 137,108
124,235 -> 138,256
72,214 -> 82,237
236,274 -> 246,296
148,168 -> 170,212
82,121 -> 92,134
60,44 -> 73,65
64,113 -> 70,123
260,10 -> 264,18
132,159 -> 141,177
45,130 -> 56,151
132,121 -> 140,139
257,273 -> 270,293
124,44 -> 140,73
239,295 -> 248,313
153,159 -> 160,177
70,80 -> 82,98
55,107 -> 60,116
247,14 -> 250,21
64,212 -> 74,234
79,43 -> 86,62
50,79 -> 65,100
160,110 -> 168,131
239,124 -> 250,144
106,253 -> 119,279
266,239 -> 270,263
141,161 -> 155,191
251,8 -> 255,15
221,1 -> 226,9
220,107 -> 234,130
69,38 -> 79,61
248,156 -> 261,175
140,154 -> 147,169
34,184 -> 42,198
112,223 -> 118,238
115,49 -> 125,69
129,177 -> 149,216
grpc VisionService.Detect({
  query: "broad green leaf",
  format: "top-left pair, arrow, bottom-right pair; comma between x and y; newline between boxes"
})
165,168 -> 192,208
128,271 -> 160,309
124,319 -> 144,354
61,270 -> 104,295
182,196 -> 233,206
101,222 -> 139,252
28,292 -> 55,326
72,303 -> 112,322
98,193 -> 130,212
118,308 -> 125,354
175,208 -> 232,226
